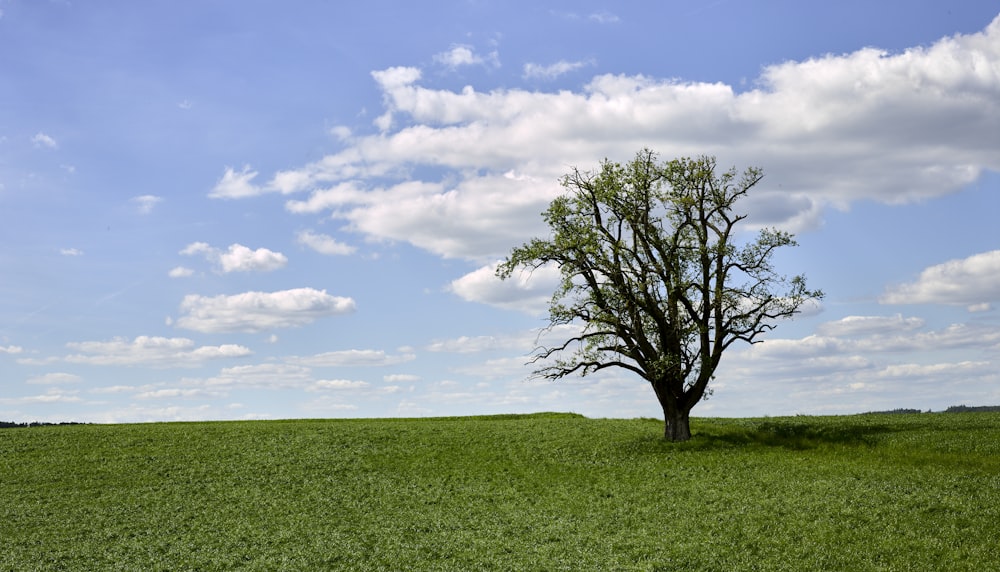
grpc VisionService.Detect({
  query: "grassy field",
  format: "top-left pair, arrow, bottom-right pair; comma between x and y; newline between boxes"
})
2,412 -> 999,571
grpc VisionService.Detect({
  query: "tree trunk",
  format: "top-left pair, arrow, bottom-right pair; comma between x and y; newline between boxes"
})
652,382 -> 693,442
663,407 -> 692,442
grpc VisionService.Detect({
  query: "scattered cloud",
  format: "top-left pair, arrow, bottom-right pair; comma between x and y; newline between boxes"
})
62,336 -> 252,367
209,165 -> 262,199
180,242 -> 288,273
523,59 -> 592,80
60,248 -> 83,256
135,387 -> 224,400
308,379 -> 371,391
168,266 -> 194,278
427,324 -> 583,354
296,230 -> 356,256
384,373 -> 420,382
131,194 -> 163,214
175,288 -> 356,333
202,363 -> 314,389
433,44 -> 500,69
588,11 -> 620,24
816,314 -> 925,337
287,349 -> 416,367
0,389 -> 82,406
31,132 -> 57,149
1,345 -> 24,354
26,372 -> 82,384
881,250 -> 1000,311
449,262 -> 561,315
219,15 -> 1000,300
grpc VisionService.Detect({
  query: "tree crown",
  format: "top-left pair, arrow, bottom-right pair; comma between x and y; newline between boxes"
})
498,150 -> 823,399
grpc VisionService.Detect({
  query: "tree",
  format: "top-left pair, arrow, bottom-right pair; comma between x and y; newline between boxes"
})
498,150 -> 823,441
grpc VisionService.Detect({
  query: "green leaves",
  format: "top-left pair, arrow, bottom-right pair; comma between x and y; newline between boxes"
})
498,150 -> 823,434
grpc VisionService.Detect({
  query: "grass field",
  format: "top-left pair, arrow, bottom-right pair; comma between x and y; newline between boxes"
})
2,412 -> 999,571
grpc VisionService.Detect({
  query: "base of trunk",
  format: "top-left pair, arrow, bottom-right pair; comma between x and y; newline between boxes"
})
664,410 -> 692,442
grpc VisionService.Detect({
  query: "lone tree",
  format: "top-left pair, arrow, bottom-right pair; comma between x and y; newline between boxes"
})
498,150 -> 822,441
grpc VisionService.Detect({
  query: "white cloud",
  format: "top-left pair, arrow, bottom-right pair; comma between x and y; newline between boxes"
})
816,314 -> 925,337
881,250 -> 1000,310
523,59 -> 591,80
26,372 -> 82,384
249,16 -> 998,263
135,388 -> 224,400
209,165 -> 262,199
384,373 -> 420,382
433,44 -> 500,69
210,16 -> 1000,313
0,389 -> 82,405
287,349 -> 416,367
131,194 -> 163,214
877,360 -> 993,379
309,379 -> 370,390
202,364 -> 314,388
60,248 -> 83,256
218,244 -> 287,273
589,11 -> 620,24
31,132 -> 57,149
180,242 -> 288,273
89,385 -> 137,394
296,230 -> 356,256
1,345 -> 23,354
449,262 -> 561,315
168,266 -> 194,278
175,288 -> 356,333
60,336 -> 251,367
427,324 -> 582,354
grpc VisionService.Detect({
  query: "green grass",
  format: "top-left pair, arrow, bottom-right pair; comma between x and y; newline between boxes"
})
2,412 -> 999,571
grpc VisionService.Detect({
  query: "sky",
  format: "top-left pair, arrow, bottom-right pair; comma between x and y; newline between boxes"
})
2,1 -> 999,423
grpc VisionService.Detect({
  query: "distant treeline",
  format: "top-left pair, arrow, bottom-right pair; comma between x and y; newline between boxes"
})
863,406 -> 1000,415
863,408 -> 925,415
943,405 -> 1000,413
0,421 -> 89,429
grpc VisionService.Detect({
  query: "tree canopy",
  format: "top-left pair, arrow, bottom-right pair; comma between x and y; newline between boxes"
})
498,150 -> 823,441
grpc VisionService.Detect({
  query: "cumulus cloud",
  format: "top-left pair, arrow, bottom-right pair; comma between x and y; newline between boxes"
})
881,250 -> 1000,311
287,349 -> 416,367
180,242 -> 288,273
212,16 -> 1000,311
175,288 -> 356,333
1,345 -> 23,354
168,266 -> 194,278
62,336 -> 251,367
265,18 -> 996,245
449,262 -> 561,315
209,165 -> 262,199
31,132 -> 57,149
296,230 -> 356,256
131,194 -> 163,214
433,44 -> 499,69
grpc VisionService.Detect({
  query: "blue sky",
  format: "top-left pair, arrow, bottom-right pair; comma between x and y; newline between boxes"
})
2,1 -> 999,423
